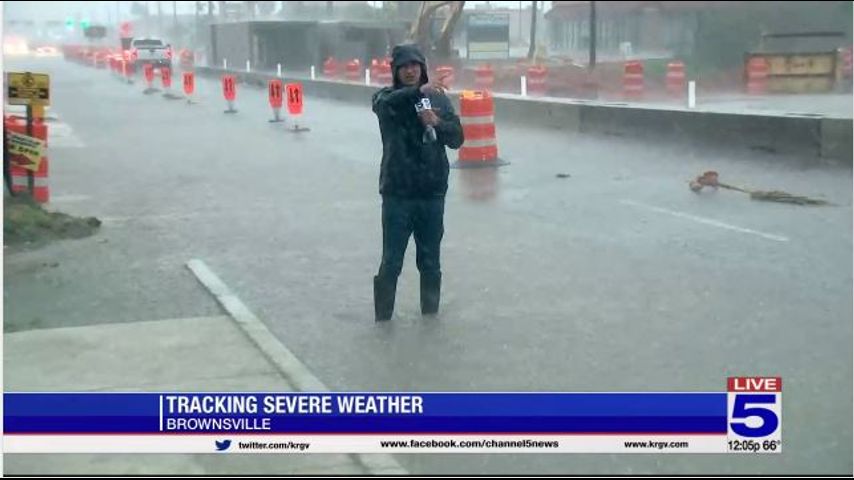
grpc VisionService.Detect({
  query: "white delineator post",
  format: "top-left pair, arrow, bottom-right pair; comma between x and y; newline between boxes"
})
521,75 -> 527,97
688,81 -> 696,109
277,63 -> 282,77
223,58 -> 228,70
311,65 -> 316,80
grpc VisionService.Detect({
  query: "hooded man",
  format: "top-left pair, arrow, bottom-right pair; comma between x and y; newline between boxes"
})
371,44 -> 464,322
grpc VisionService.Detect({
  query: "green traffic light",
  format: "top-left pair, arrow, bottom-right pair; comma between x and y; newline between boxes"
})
80,19 -> 90,29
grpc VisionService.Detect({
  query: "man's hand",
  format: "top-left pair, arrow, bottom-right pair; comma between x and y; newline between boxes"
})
419,79 -> 446,96
418,109 -> 440,127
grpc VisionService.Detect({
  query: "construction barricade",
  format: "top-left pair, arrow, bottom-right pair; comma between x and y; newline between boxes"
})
623,60 -> 644,99
526,65 -> 548,96
5,115 -> 49,203
453,90 -> 508,168
666,60 -> 686,97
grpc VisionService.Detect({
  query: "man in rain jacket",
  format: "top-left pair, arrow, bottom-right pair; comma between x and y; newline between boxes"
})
371,44 -> 464,321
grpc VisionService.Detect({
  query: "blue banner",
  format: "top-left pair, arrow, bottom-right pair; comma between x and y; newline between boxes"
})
5,393 -> 727,434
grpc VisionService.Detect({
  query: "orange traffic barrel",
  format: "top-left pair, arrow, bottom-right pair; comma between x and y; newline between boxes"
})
526,65 -> 548,96
323,57 -> 339,78
623,60 -> 644,99
453,90 -> 508,168
474,64 -> 494,91
746,56 -> 769,95
666,60 -> 686,97
377,59 -> 393,86
6,116 -> 49,203
345,59 -> 361,82
435,65 -> 455,89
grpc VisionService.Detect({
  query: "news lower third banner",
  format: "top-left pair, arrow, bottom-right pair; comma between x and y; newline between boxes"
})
4,377 -> 781,454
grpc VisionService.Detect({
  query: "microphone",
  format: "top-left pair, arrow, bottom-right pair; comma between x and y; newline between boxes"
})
415,97 -> 437,143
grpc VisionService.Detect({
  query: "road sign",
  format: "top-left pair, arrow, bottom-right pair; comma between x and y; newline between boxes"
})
6,72 -> 50,106
144,64 -> 155,85
183,72 -> 195,95
286,83 -> 303,115
161,67 -> 172,88
222,75 -> 236,101
268,79 -> 283,109
7,132 -> 45,172
466,13 -> 510,60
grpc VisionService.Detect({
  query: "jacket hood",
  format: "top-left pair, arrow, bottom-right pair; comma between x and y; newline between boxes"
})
391,44 -> 428,89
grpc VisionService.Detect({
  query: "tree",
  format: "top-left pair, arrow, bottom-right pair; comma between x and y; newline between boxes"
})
527,1 -> 538,60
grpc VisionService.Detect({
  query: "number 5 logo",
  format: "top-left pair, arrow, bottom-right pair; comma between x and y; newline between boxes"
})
729,394 -> 779,437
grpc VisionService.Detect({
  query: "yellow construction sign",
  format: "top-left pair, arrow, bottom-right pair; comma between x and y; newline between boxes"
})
6,72 -> 50,105
7,132 -> 46,171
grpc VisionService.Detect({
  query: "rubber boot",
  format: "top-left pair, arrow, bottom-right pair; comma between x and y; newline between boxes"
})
374,275 -> 397,322
420,272 -> 441,315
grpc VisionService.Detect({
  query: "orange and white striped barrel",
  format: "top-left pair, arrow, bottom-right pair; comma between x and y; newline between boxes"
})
345,59 -> 361,82
623,60 -> 644,99
323,57 -> 339,78
474,64 -> 494,91
454,90 -> 507,168
435,65 -> 455,89
369,59 -> 381,84
746,57 -> 769,95
527,65 -> 548,96
377,59 -> 393,86
665,60 -> 686,97
6,117 -> 49,203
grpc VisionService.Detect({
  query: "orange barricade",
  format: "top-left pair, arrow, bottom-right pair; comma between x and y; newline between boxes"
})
5,116 -> 49,203
623,60 -> 644,99
474,64 -> 494,91
161,66 -> 172,89
454,91 -> 507,168
345,59 -> 361,82
665,60 -> 686,97
183,72 -> 195,96
323,57 -> 339,78
143,63 -> 155,87
746,57 -> 769,95
435,65 -> 455,89
376,60 -> 393,86
526,65 -> 548,96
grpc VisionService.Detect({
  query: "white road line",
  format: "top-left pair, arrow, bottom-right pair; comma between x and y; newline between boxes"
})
620,199 -> 790,243
185,259 -> 408,475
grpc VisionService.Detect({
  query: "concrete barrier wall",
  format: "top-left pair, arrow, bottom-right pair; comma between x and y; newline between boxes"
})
198,66 -> 852,165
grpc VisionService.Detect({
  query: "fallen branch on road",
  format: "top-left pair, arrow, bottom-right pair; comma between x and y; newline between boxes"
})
689,171 -> 831,206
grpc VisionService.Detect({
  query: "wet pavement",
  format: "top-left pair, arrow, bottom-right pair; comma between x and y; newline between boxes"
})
4,57 -> 852,475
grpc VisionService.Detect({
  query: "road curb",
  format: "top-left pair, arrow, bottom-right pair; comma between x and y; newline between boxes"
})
186,259 -> 408,476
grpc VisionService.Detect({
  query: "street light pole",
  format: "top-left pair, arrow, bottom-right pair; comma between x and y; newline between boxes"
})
589,0 -> 597,70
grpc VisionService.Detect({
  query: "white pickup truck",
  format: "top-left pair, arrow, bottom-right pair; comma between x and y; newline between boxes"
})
130,38 -> 172,70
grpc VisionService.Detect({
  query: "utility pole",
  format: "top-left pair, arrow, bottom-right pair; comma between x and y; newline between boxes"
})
589,0 -> 597,70
527,1 -> 538,59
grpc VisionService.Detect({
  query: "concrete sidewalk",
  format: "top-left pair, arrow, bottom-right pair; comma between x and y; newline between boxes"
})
4,314 -> 405,475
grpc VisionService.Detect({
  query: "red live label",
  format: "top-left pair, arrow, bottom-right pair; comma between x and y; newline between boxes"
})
727,377 -> 782,392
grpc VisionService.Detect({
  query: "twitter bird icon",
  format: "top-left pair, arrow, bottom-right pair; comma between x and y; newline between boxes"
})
215,439 -> 232,451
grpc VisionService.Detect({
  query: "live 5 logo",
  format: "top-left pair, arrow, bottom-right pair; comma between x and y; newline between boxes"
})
727,377 -> 782,453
